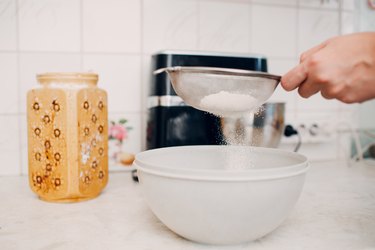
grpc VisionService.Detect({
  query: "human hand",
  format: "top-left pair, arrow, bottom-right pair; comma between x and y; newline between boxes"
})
281,32 -> 375,103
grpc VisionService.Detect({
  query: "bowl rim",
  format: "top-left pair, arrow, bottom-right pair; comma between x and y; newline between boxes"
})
134,145 -> 309,181
136,163 -> 309,182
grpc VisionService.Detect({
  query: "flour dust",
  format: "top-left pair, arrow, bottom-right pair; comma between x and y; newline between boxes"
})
199,91 -> 258,117
198,91 -> 266,170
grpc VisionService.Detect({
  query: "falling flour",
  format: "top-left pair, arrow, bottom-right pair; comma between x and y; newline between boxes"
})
199,91 -> 257,117
198,91 -> 261,170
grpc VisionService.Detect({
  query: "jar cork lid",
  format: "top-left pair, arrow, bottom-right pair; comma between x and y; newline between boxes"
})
37,72 -> 98,85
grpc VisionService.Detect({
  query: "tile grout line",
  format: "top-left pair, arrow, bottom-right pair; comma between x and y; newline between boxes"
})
0,50 -> 144,56
140,0 -> 145,151
0,113 -> 22,116
294,0 -> 300,121
196,0 -> 200,50
338,0 -> 343,35
248,0 -> 252,53
252,1 -> 340,11
80,0 -> 84,70
16,0 -> 23,176
337,0 -> 342,160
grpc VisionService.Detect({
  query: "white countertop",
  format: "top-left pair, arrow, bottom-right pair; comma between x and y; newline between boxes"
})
1,160 -> 375,250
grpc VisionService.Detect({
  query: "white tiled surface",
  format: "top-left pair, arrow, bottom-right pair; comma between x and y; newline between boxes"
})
296,93 -> 341,112
0,115 -> 20,175
281,110 -> 343,161
358,0 -> 375,32
0,0 -> 17,51
252,0 -> 297,6
0,0 -> 367,175
0,53 -> 18,114
18,0 -> 81,52
251,5 -> 297,58
341,12 -> 355,35
298,0 -> 339,9
342,0 -> 356,10
298,8 -> 339,54
83,54 -> 142,113
141,55 -> 153,103
198,1 -> 250,53
19,114 -> 28,175
82,0 -> 141,53
143,0 -> 198,54
267,58 -> 298,76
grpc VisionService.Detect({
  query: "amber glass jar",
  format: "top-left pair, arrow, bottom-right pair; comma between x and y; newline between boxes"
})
27,73 -> 108,202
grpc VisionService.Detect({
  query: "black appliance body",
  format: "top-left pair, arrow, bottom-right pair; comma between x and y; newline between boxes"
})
147,51 -> 268,150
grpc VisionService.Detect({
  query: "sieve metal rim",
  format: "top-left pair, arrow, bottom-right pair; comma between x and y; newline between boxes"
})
153,66 -> 281,81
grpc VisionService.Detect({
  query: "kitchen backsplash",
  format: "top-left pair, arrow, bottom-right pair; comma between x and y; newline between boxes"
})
0,0 -> 367,175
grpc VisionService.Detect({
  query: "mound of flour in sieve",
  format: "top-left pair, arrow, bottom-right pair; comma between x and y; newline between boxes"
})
199,91 -> 257,117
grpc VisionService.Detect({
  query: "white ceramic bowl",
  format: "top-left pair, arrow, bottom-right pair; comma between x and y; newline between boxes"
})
135,146 -> 309,245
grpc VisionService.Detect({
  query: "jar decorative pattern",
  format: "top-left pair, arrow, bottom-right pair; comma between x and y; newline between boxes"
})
27,73 -> 108,202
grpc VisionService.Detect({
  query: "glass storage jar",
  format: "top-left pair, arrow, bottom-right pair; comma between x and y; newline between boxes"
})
27,72 -> 108,202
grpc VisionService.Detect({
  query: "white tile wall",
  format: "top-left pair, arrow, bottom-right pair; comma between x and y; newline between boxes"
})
296,93 -> 340,112
251,5 -> 297,58
19,114 -> 28,175
282,110 -> 341,161
0,0 -> 363,175
141,55 -> 152,104
0,0 -> 17,51
198,1 -> 250,53
358,0 -> 375,32
83,54 -> 142,113
252,0 -> 297,7
143,0 -> 198,54
18,0 -> 81,52
82,0 -> 141,53
0,53 -> 18,114
299,0 -> 339,9
267,58 -> 298,76
341,12 -> 355,34
298,8 -> 339,54
0,115 -> 20,175
342,0 -> 356,11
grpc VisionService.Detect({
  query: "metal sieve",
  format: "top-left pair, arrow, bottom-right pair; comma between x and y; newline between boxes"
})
154,66 -> 281,117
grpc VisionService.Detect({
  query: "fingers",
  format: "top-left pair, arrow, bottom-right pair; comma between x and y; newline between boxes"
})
299,41 -> 327,63
297,78 -> 321,98
282,56 -> 325,98
281,63 -> 308,91
321,83 -> 347,101
281,57 -> 328,98
282,41 -> 328,94
321,87 -> 338,100
281,39 -> 330,95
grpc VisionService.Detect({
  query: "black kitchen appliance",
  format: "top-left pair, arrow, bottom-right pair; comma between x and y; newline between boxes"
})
146,51 -> 268,150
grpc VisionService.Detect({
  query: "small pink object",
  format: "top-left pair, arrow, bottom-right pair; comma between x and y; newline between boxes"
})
109,124 -> 128,142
